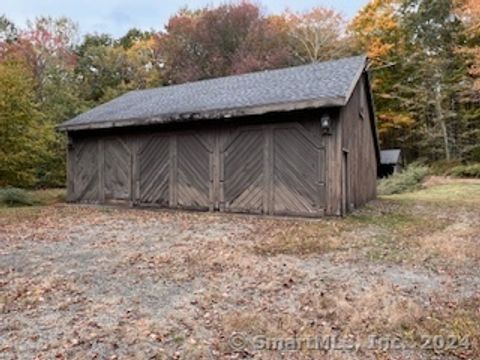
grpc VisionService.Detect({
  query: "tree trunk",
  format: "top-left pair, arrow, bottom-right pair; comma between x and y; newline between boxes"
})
434,86 -> 450,160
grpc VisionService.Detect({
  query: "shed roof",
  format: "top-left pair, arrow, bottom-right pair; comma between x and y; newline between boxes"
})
380,149 -> 402,165
59,55 -> 368,131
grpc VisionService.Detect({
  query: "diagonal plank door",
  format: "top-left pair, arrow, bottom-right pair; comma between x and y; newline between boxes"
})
176,132 -> 212,209
73,138 -> 99,202
223,126 -> 265,213
272,124 -> 325,216
138,134 -> 170,206
104,137 -> 131,201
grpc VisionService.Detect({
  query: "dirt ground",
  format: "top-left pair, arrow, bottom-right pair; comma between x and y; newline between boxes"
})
1,179 -> 480,359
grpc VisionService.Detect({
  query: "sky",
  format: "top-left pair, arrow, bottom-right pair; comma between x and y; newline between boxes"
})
2,0 -> 369,37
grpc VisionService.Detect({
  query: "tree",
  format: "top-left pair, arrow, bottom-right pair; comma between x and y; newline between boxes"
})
0,15 -> 17,43
76,32 -> 162,103
455,0 -> 480,160
0,61 -> 50,187
156,2 -> 295,83
118,28 -> 153,49
230,14 -> 294,74
400,0 -> 468,160
287,8 -> 354,63
350,0 -> 416,153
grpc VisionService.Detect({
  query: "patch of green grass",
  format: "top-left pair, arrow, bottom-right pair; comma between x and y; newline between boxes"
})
385,183 -> 480,205
31,188 -> 66,205
348,211 -> 415,231
347,204 -> 451,264
172,335 -> 185,344
0,188 -> 35,207
0,187 -> 65,208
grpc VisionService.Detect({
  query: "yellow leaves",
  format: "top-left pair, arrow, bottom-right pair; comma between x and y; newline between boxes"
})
349,0 -> 402,62
368,38 -> 396,60
378,112 -> 415,136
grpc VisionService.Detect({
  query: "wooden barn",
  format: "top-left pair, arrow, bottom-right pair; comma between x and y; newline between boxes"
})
58,55 -> 380,217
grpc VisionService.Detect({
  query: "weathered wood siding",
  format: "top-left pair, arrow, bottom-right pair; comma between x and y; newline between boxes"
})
66,96 -> 378,217
339,75 -> 378,212
67,112 -> 329,217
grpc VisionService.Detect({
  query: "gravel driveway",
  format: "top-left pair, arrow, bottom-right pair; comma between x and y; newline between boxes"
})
1,186 -> 479,359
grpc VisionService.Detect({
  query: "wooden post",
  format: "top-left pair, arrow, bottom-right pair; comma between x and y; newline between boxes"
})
66,134 -> 75,202
169,134 -> 177,207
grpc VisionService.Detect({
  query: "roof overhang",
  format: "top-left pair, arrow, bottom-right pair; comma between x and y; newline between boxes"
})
57,96 -> 346,132
364,68 -> 381,165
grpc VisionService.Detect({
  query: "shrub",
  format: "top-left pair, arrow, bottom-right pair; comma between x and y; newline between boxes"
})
447,164 -> 480,178
428,160 -> 462,176
378,164 -> 429,195
0,187 -> 35,207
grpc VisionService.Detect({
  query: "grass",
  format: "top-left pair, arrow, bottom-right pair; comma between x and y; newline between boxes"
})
253,221 -> 346,256
1,178 -> 479,359
31,188 -> 66,205
384,183 -> 480,205
0,188 -> 65,208
403,297 -> 480,358
0,188 -> 35,206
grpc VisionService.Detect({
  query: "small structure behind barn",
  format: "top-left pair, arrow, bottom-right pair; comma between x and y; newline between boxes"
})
379,149 -> 403,178
59,55 -> 380,217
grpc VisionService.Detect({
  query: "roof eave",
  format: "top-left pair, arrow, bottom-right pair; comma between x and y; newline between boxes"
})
364,63 -> 381,165
343,55 -> 368,105
57,96 -> 346,132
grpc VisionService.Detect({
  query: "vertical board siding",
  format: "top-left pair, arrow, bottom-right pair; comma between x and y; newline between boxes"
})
324,115 -> 343,216
339,75 -> 377,212
68,116 -> 330,216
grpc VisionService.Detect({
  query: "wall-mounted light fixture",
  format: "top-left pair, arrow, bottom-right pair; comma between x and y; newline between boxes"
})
321,114 -> 331,135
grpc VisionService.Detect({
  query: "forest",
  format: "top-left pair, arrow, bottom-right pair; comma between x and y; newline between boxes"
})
0,0 -> 479,188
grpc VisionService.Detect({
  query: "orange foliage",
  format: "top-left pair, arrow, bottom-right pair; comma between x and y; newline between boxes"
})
349,0 -> 402,63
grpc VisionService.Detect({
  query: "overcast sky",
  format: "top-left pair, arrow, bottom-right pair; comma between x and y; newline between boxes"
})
2,0 -> 369,37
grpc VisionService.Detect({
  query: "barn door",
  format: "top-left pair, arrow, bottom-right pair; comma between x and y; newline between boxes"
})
137,134 -> 170,206
272,123 -> 325,216
103,137 -> 131,201
223,126 -> 265,213
176,132 -> 212,210
72,138 -> 99,202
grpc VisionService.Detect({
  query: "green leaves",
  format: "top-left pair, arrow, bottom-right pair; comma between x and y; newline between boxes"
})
352,0 -> 478,161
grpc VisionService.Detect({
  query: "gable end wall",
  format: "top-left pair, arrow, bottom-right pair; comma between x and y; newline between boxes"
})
339,74 -> 378,211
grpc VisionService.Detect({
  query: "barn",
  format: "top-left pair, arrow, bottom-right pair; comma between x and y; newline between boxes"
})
58,55 -> 379,217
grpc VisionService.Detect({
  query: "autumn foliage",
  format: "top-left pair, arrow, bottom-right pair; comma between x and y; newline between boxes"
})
0,0 -> 479,187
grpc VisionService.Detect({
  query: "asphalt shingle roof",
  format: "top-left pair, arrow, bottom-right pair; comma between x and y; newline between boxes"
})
59,55 -> 367,131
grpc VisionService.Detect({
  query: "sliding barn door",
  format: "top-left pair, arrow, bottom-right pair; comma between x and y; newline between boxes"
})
71,138 -> 99,202
223,126 -> 265,213
272,124 -> 325,216
137,134 -> 170,206
176,132 -> 212,210
103,137 -> 132,201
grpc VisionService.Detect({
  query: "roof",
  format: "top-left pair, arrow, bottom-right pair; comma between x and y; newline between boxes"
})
58,55 -> 368,131
380,149 -> 402,165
